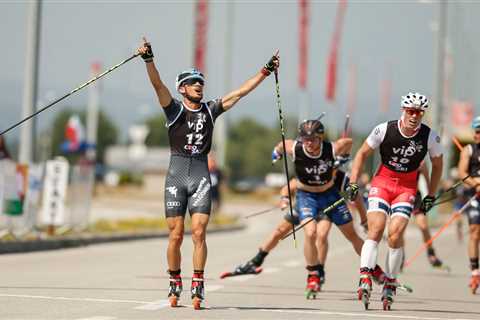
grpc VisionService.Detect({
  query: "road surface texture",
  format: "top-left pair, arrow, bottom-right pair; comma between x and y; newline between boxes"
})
1,202 -> 479,320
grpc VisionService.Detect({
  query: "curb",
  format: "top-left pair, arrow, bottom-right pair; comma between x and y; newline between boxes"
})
0,223 -> 246,254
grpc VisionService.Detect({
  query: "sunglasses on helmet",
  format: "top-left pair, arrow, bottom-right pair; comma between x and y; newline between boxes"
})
182,78 -> 204,86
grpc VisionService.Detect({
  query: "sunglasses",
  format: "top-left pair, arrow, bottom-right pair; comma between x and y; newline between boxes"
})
475,130 -> 480,135
183,78 -> 204,86
403,108 -> 424,116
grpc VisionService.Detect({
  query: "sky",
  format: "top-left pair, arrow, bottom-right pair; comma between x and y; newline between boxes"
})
1,0 -> 479,144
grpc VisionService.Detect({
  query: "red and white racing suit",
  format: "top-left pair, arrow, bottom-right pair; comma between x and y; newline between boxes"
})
366,120 -> 442,219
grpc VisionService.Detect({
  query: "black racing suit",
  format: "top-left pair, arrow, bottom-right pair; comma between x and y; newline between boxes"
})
163,98 -> 224,217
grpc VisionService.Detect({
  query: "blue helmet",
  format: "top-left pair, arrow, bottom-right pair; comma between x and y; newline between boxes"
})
472,116 -> 480,130
175,68 -> 205,91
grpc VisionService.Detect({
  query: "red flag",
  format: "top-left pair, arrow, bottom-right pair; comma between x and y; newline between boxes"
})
194,0 -> 208,72
298,0 -> 309,89
325,0 -> 347,102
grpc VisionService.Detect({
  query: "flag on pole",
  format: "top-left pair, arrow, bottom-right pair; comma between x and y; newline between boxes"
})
298,0 -> 309,90
325,0 -> 347,102
62,115 -> 87,153
194,0 -> 208,72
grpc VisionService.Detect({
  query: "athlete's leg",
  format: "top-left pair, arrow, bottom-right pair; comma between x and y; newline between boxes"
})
261,219 -> 294,252
191,213 -> 210,270
385,216 -> 409,278
303,219 -> 318,266
414,213 -> 433,244
337,221 -> 363,255
167,216 -> 185,271
316,219 -> 331,265
468,224 -> 480,268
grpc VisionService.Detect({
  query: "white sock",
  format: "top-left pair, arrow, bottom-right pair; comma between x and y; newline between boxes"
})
385,246 -> 403,279
360,239 -> 378,270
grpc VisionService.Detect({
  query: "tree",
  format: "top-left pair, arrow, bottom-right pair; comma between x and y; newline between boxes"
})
144,114 -> 169,146
48,108 -> 118,164
226,117 -> 281,182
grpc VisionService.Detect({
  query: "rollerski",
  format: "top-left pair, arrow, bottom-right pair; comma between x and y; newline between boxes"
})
357,268 -> 372,310
305,273 -> 320,300
469,270 -> 480,294
372,264 -> 386,285
191,274 -> 205,310
381,278 -> 397,311
220,260 -> 262,279
167,274 -> 182,307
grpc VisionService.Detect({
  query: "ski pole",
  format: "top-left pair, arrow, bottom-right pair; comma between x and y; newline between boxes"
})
273,65 -> 297,247
244,206 -> 279,219
282,196 -> 346,239
0,53 -> 140,136
403,193 -> 478,269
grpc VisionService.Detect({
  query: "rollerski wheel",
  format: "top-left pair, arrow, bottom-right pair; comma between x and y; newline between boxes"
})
381,278 -> 397,311
167,275 -> 182,307
168,294 -> 179,307
191,274 -> 205,310
357,269 -> 372,310
305,273 -> 320,300
192,296 -> 202,310
382,296 -> 392,311
357,288 -> 370,310
469,274 -> 480,294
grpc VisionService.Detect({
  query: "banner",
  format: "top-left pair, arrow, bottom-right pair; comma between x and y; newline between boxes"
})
194,0 -> 208,72
298,0 -> 309,89
325,0 -> 347,102
40,158 -> 69,226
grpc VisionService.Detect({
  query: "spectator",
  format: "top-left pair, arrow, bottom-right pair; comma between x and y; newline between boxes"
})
208,153 -> 223,215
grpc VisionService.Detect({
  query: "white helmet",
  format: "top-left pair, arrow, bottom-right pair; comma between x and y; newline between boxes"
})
401,92 -> 428,110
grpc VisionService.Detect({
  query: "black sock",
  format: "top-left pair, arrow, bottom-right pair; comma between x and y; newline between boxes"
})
306,265 -> 319,274
316,264 -> 325,277
251,249 -> 269,266
427,247 -> 436,257
470,257 -> 479,271
169,269 -> 181,276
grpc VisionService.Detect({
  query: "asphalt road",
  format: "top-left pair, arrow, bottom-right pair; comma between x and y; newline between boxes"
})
1,203 -> 479,320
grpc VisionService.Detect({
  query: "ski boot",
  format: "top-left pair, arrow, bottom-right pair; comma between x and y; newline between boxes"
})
358,271 -> 372,310
167,274 -> 182,307
372,264 -> 386,285
357,268 -> 372,310
381,277 -> 397,311
305,273 -> 320,300
469,270 -> 480,294
191,274 -> 205,310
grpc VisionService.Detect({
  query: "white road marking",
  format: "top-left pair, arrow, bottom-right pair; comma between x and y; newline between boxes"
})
262,267 -> 280,274
206,284 -> 224,291
283,260 -> 301,267
0,293 -> 149,304
134,299 -> 170,310
229,275 -> 256,282
260,308 -> 476,320
75,317 -> 116,320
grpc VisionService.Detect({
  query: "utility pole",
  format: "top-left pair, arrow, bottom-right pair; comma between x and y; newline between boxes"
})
86,62 -> 101,162
213,1 -> 234,168
432,1 -> 448,175
19,0 -> 41,164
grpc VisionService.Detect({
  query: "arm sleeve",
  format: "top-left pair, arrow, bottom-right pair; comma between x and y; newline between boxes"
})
162,98 -> 182,124
427,129 -> 443,158
207,99 -> 225,121
365,122 -> 387,149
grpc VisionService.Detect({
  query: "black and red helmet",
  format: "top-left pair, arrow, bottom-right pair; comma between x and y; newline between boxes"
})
298,119 -> 324,138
